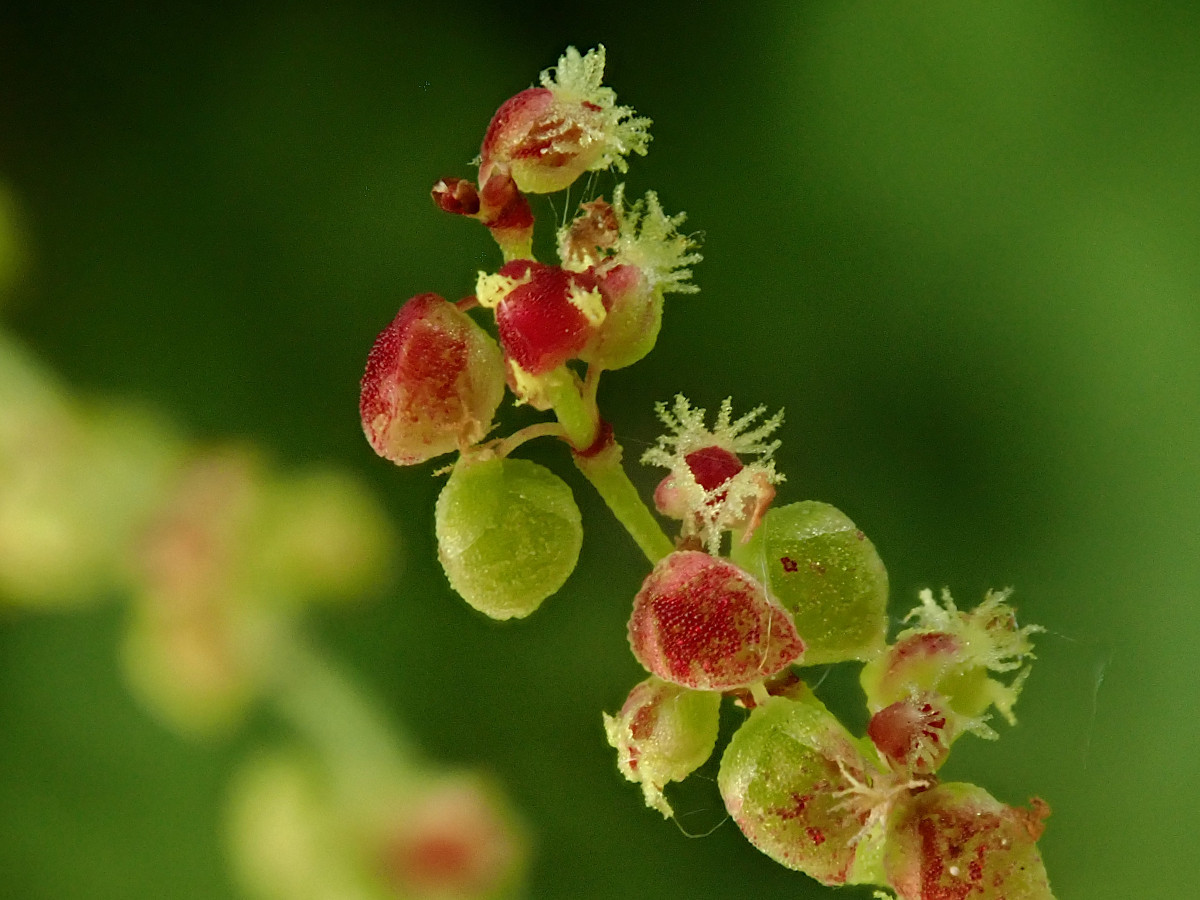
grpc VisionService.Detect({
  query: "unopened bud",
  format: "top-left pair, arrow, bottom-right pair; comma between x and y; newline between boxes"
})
731,501 -> 889,665
719,694 -> 888,887
477,260 -> 604,375
885,783 -> 1053,900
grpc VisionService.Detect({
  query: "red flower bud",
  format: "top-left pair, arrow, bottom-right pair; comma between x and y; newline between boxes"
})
360,293 -> 505,465
476,166 -> 534,259
430,177 -> 480,216
628,550 -> 804,691
478,260 -> 605,375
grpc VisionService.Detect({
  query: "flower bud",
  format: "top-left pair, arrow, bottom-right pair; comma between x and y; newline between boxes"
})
628,550 -> 804,691
435,456 -> 582,619
580,263 -> 662,371
479,46 -> 650,195
719,693 -> 889,887
430,176 -> 481,216
476,166 -> 535,260
477,260 -> 604,375
885,783 -> 1053,900
730,501 -> 889,665
860,588 -> 1042,726
603,676 -> 721,818
360,293 -> 505,466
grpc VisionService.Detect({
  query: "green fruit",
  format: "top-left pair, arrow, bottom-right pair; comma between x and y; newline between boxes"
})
733,501 -> 888,665
718,693 -> 887,887
603,676 -> 722,818
435,457 -> 582,620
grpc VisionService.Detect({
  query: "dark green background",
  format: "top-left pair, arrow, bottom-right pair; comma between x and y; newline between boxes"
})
3,2 -> 1197,898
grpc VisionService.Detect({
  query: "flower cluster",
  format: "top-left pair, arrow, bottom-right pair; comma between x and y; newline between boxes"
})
359,46 -> 1057,900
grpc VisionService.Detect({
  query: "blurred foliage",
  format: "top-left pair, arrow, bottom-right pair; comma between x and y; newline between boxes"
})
2,2 -> 1198,899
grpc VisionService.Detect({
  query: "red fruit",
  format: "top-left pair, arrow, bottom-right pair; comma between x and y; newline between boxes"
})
488,260 -> 605,375
360,294 -> 505,465
628,551 -> 804,691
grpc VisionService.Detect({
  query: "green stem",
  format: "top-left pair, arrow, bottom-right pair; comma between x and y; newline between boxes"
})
574,440 -> 674,565
545,369 -> 598,449
268,629 -> 415,800
540,365 -> 673,564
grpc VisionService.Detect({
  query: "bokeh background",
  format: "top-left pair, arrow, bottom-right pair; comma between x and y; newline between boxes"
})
3,2 -> 1198,898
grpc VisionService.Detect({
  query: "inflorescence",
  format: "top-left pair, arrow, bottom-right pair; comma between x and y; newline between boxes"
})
360,45 -> 1056,900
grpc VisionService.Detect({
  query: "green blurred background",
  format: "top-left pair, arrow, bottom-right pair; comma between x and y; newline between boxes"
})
2,1 -> 1198,897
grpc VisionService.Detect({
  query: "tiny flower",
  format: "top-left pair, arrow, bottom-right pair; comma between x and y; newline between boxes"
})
642,395 -> 784,554
479,45 -> 651,195
556,197 -> 619,271
430,176 -> 481,216
860,588 -> 1043,727
628,550 -> 804,691
432,169 -> 535,261
561,186 -> 702,371
866,694 -> 954,775
360,293 -> 505,466
603,676 -> 721,818
476,260 -> 605,375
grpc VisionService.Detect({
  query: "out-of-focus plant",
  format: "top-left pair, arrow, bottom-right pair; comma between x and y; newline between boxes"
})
0,203 -> 529,898
359,46 -> 1056,899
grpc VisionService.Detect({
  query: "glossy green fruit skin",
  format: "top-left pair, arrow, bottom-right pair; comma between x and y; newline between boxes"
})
435,457 -> 582,620
733,501 -> 888,665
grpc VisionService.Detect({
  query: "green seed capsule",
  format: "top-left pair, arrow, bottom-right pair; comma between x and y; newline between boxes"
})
732,501 -> 888,665
435,456 -> 582,620
718,692 -> 888,887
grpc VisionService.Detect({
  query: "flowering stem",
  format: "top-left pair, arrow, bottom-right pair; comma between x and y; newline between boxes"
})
574,440 -> 674,565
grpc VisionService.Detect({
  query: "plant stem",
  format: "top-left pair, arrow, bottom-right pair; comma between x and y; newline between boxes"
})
574,440 -> 674,565
542,365 -> 674,564
545,370 -> 598,449
487,421 -> 566,458
268,629 -> 415,801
